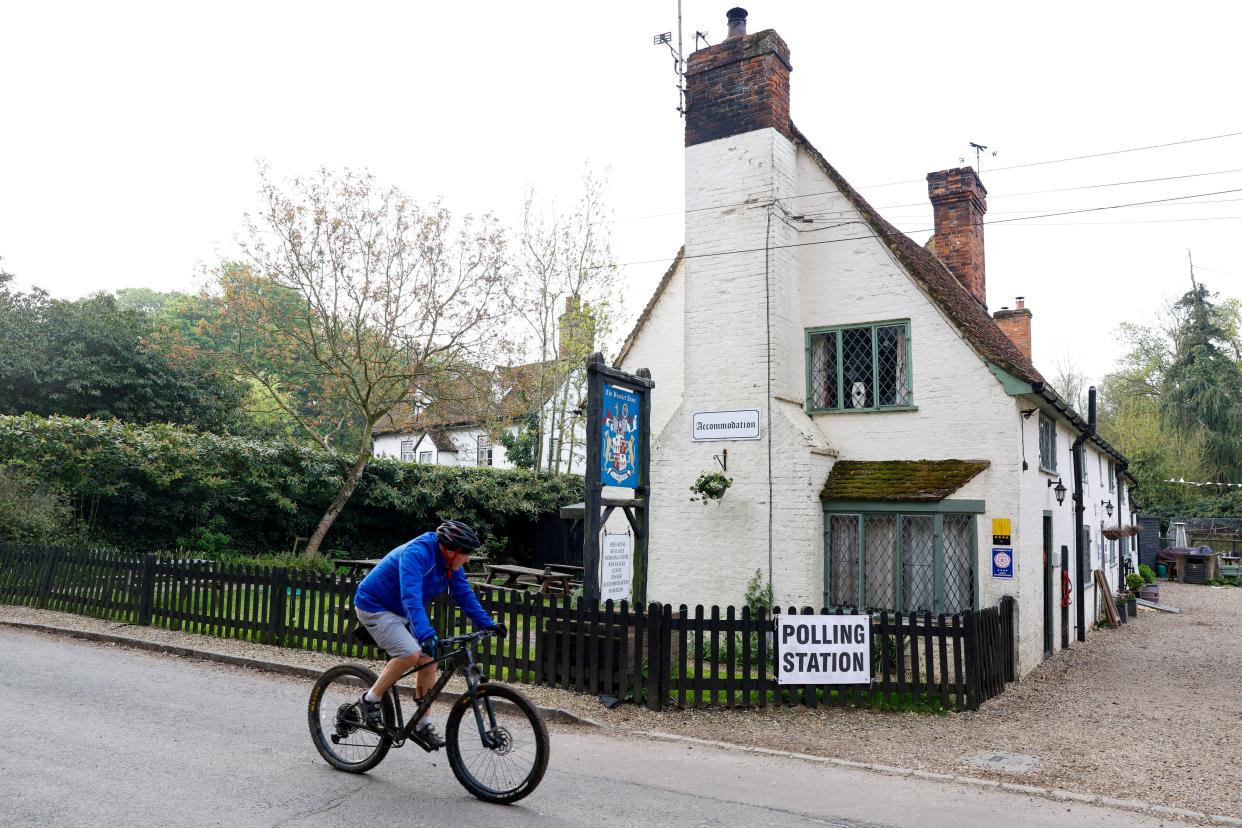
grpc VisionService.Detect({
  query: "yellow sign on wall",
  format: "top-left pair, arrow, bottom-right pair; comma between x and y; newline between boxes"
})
992,518 -> 1012,545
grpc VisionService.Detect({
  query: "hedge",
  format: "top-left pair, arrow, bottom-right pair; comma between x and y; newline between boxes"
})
0,414 -> 582,560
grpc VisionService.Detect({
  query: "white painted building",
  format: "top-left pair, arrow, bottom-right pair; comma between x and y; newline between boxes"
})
373,359 -> 590,475
612,13 -> 1134,676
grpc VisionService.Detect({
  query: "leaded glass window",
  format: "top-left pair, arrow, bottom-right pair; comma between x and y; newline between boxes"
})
943,515 -> 975,613
807,321 -> 912,412
823,508 -> 976,614
828,515 -> 860,607
901,515 -> 935,612
864,515 -> 897,610
1038,415 -> 1057,473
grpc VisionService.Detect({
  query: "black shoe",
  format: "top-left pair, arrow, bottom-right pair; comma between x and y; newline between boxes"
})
415,720 -> 446,749
358,693 -> 383,730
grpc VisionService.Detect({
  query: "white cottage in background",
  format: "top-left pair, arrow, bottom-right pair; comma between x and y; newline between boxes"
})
613,10 -> 1135,676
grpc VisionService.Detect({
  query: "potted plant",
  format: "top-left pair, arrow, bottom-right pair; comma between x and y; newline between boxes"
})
689,471 -> 733,504
1113,591 -> 1130,624
1137,564 -> 1160,603
1124,573 -> 1142,617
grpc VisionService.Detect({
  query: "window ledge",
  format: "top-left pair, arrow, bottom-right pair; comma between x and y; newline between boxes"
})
809,405 -> 919,415
1039,466 -> 1059,476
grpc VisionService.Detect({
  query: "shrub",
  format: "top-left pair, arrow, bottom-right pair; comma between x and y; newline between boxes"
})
1139,564 -> 1157,584
1126,573 -> 1145,592
0,464 -> 80,544
0,414 -> 581,559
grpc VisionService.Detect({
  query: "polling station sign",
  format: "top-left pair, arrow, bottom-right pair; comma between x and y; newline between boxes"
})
776,615 -> 871,685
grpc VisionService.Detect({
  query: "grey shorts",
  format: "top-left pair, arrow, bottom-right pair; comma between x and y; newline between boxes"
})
355,608 -> 423,658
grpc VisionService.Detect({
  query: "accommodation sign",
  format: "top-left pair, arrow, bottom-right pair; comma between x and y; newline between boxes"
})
691,409 -> 760,441
776,615 -> 871,685
600,384 -> 640,488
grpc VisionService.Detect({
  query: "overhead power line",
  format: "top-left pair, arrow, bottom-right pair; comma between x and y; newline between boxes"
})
599,186 -> 1242,271
856,130 -> 1242,190
606,135 -> 1242,227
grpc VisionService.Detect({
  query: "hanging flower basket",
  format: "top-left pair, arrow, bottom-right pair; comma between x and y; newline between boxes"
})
1102,525 -> 1140,540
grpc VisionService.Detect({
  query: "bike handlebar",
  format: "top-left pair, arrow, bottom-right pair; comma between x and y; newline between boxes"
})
436,628 -> 497,650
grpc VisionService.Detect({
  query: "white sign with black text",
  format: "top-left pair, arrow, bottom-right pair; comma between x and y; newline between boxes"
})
599,531 -> 633,603
691,409 -> 761,441
776,615 -> 871,685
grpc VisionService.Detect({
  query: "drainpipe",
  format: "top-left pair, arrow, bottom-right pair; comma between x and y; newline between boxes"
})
1070,387 -> 1096,643
1117,462 -> 1128,588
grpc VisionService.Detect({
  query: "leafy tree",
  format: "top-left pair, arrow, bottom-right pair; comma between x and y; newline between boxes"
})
219,167 -> 515,556
498,413 -> 539,469
0,272 -> 245,431
506,170 -> 619,475
1161,279 -> 1242,482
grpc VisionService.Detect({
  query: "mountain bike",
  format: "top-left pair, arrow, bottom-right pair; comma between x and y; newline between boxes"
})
307,627 -> 549,804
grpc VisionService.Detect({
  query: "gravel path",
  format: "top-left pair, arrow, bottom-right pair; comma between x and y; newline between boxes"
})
4,581 -> 1239,820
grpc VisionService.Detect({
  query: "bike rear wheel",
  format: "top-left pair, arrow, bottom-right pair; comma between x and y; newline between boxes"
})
445,683 -> 549,804
308,664 -> 394,773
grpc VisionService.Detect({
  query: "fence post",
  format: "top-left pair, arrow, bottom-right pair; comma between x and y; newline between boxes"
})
269,567 -> 289,647
1001,595 -> 1016,682
646,602 -> 662,711
659,603 -> 674,709
36,547 -> 63,609
962,609 -> 979,710
136,554 -> 157,625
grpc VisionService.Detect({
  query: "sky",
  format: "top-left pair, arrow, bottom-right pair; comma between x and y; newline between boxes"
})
1,1 -> 1239,386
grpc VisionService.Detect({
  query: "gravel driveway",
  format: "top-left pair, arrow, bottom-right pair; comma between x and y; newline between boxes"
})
4,581 -> 1239,820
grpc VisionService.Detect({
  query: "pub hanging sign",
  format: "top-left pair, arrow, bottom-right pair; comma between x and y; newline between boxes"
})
600,383 -> 641,489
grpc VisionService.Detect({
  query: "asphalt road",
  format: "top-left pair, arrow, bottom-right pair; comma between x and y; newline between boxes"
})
0,628 -> 1195,827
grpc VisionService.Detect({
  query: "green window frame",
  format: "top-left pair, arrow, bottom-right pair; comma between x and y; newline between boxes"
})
806,320 -> 914,413
1038,414 -> 1057,473
822,500 -> 981,614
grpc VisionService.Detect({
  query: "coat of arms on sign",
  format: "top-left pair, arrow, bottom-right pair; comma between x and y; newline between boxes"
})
601,384 -> 640,488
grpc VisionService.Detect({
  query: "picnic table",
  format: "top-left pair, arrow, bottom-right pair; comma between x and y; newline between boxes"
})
545,563 -> 584,577
336,558 -> 383,578
483,564 -> 575,596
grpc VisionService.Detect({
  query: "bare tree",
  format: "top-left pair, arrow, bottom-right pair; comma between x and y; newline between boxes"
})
505,169 -> 619,475
220,167 -> 512,556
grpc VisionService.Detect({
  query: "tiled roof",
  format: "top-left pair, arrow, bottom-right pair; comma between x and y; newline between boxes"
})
428,430 -> 457,452
373,360 -> 568,436
820,460 -> 990,502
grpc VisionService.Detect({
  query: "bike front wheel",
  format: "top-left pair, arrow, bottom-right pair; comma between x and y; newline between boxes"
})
445,683 -> 549,804
308,664 -> 394,773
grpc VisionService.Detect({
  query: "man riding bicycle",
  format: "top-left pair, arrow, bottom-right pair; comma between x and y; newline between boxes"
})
353,519 -> 504,746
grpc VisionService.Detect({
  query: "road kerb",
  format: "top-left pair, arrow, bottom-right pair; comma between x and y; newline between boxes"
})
632,729 -> 1227,827
0,620 -> 599,728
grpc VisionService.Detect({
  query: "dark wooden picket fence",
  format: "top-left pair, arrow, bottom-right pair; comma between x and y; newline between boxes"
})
0,544 -> 1015,710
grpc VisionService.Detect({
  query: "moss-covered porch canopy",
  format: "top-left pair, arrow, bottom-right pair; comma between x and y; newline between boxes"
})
820,460 -> 989,502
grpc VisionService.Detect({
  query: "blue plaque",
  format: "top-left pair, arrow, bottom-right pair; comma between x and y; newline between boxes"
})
600,384 -> 640,489
992,547 -> 1014,579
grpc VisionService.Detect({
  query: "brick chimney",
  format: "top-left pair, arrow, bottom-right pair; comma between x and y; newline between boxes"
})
558,295 -> 593,359
685,8 -> 792,147
927,167 -> 988,307
993,297 -> 1033,360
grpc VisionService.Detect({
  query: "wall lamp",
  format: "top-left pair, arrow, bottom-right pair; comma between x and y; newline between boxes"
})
1048,477 -> 1067,505
1101,499 -> 1114,517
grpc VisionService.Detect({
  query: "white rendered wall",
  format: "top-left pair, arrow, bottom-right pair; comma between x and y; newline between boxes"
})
616,258 -> 686,439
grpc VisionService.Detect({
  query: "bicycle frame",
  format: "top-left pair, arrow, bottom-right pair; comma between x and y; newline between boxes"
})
382,634 -> 501,753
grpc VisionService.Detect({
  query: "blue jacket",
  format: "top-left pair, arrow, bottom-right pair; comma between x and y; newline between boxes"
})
354,532 -> 493,642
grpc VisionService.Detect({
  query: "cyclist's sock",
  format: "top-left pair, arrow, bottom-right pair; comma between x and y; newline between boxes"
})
417,716 -> 431,728
364,690 -> 380,703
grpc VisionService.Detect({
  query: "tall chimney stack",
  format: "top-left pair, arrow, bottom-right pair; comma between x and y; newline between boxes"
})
927,167 -> 988,307
993,296 -> 1033,360
685,10 -> 791,147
